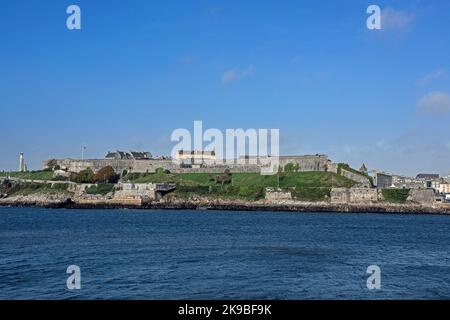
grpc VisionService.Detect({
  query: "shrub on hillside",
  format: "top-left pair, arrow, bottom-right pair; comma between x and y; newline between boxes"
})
284,163 -> 299,172
85,184 -> 114,195
382,189 -> 410,203
215,169 -> 232,185
238,186 -> 265,200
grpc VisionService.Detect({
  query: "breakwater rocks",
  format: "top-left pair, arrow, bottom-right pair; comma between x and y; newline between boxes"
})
148,198 -> 450,215
1,195 -> 450,215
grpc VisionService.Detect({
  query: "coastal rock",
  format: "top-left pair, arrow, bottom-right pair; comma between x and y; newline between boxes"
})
2,193 -> 450,214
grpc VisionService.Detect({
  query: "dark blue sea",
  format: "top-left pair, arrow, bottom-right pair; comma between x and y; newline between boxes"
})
1,207 -> 450,300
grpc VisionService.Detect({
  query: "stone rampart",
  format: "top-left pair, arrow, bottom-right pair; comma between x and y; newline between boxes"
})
44,155 -> 335,175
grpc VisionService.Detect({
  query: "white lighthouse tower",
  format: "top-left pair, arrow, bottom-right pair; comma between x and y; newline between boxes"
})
19,152 -> 26,172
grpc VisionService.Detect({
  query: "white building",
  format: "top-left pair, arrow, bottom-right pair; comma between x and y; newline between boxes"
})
175,150 -> 216,166
416,174 -> 441,191
368,171 -> 393,188
439,183 -> 450,194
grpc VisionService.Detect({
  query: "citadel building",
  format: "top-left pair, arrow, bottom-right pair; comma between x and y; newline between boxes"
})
43,150 -> 337,175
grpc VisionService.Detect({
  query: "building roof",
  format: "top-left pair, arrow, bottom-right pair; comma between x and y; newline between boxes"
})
178,150 -> 215,156
359,163 -> 367,173
130,151 -> 152,159
105,150 -> 152,160
416,173 -> 440,180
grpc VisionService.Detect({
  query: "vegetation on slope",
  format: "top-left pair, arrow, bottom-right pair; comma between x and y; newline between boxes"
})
382,189 -> 410,203
85,184 -> 114,195
0,181 -> 70,196
0,170 -> 54,181
0,167 -> 360,202
123,170 -> 356,201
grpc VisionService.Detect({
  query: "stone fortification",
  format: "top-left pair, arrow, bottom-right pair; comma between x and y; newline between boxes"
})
43,154 -> 334,175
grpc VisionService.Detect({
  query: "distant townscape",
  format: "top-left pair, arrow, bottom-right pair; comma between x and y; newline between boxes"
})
1,150 -> 450,213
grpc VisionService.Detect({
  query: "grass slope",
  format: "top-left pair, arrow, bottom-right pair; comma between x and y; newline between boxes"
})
0,170 -> 54,181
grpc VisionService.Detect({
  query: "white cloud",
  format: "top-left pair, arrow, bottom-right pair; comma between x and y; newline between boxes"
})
417,92 -> 450,115
416,68 -> 446,86
381,7 -> 415,30
222,65 -> 254,84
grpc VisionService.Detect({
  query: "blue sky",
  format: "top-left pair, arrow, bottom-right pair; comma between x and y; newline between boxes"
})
1,0 -> 450,176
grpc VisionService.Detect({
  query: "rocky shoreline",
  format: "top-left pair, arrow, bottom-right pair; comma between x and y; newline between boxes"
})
1,194 -> 450,215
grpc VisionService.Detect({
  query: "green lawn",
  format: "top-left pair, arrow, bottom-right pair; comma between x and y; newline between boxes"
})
0,170 -> 54,181
124,171 -> 355,188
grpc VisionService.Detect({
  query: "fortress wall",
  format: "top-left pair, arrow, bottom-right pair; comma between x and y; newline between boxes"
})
114,189 -> 156,200
175,165 -> 261,174
265,191 -> 292,203
278,155 -> 330,172
349,188 -> 378,203
409,189 -> 436,205
131,160 -> 177,173
341,169 -> 371,187
44,155 -> 334,175
331,187 -> 378,204
327,162 -> 338,174
331,188 -> 350,204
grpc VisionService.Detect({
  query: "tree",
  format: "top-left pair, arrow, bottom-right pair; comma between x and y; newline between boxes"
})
46,159 -> 58,170
94,166 -> 119,184
215,169 -> 232,186
284,162 -> 299,173
71,167 -> 95,184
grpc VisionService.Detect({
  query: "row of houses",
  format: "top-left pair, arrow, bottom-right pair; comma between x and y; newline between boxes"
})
362,166 -> 450,202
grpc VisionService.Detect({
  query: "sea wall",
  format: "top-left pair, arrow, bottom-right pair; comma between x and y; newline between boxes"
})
265,191 -> 292,203
349,188 -> 378,203
2,194 -> 450,215
331,187 -> 377,204
409,189 -> 436,205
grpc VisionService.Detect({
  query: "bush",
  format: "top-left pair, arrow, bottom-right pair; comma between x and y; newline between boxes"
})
292,187 -> 331,202
52,183 -> 69,191
52,175 -> 68,181
45,159 -> 59,171
85,184 -> 114,195
284,163 -> 299,172
238,186 -> 265,200
215,169 -> 232,185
